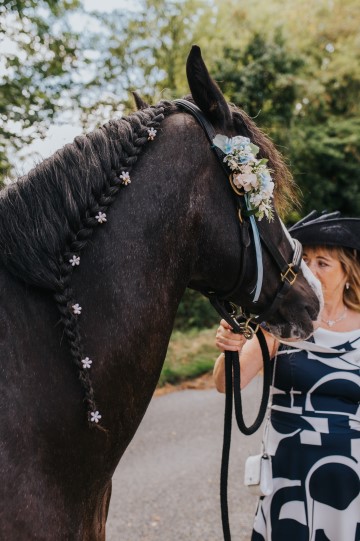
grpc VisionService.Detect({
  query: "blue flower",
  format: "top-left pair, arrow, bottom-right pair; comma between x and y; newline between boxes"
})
259,171 -> 272,187
239,154 -> 254,164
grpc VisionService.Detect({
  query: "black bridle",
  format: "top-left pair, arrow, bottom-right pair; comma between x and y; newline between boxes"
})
174,99 -> 303,541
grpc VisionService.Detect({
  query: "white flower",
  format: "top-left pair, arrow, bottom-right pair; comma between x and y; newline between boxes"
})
72,303 -> 82,315
225,158 -> 239,171
81,357 -> 92,369
233,172 -> 259,192
120,171 -> 131,185
95,212 -> 107,223
250,192 -> 264,207
69,255 -> 80,267
90,410 -> 102,423
260,181 -> 275,198
147,127 -> 157,140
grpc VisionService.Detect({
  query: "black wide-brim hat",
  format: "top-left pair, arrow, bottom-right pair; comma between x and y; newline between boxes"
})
289,210 -> 360,252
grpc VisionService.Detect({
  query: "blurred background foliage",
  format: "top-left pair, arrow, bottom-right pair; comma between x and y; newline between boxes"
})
1,0 -> 360,331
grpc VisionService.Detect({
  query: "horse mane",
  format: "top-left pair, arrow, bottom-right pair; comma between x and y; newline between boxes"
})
0,101 -> 174,290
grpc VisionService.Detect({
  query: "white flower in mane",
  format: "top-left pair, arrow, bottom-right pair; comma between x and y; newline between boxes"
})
90,410 -> 102,423
95,212 -> 107,224
69,255 -> 80,267
147,127 -> 157,140
81,357 -> 92,369
72,303 -> 82,315
120,171 -> 131,185
212,134 -> 275,221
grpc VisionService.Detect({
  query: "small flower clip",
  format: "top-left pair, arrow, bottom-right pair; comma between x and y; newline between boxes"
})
120,171 -> 131,185
147,127 -> 157,140
90,410 -> 102,423
69,255 -> 80,267
72,303 -> 82,315
81,357 -> 92,369
95,212 -> 107,223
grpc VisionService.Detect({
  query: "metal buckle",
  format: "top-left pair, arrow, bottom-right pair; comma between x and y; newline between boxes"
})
281,264 -> 297,285
237,318 -> 259,340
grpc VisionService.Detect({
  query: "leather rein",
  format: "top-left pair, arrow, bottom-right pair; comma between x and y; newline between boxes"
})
174,99 -> 303,541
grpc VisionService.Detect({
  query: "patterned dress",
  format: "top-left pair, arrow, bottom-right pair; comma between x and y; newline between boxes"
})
252,328 -> 360,541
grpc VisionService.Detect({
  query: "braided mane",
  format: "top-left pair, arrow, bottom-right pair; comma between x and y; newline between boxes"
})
0,101 -> 174,427
0,102 -> 173,290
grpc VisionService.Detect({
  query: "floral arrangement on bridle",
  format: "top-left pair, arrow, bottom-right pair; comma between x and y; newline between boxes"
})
213,134 -> 275,221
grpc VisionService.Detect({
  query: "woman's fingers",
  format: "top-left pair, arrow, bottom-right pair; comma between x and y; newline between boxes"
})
215,324 -> 247,351
220,318 -> 233,330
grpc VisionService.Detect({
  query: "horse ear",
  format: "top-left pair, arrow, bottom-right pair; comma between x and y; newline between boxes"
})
132,91 -> 149,110
186,45 -> 232,128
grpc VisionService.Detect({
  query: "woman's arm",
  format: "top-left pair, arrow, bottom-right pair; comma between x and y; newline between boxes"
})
213,319 -> 279,393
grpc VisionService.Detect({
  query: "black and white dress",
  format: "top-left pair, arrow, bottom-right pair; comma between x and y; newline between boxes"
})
252,327 -> 360,541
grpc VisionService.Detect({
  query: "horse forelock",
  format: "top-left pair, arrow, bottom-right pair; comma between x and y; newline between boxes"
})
0,102 -> 173,290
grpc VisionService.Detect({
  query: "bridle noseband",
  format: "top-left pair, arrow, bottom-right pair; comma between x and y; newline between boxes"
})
174,99 -> 303,336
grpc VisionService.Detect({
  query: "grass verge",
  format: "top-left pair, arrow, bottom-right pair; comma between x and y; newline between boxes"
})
158,326 -> 218,387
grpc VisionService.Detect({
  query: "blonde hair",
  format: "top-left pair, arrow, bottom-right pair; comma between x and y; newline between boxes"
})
305,245 -> 360,312
336,247 -> 360,312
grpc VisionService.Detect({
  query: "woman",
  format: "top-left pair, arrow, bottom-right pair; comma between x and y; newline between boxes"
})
213,211 -> 360,541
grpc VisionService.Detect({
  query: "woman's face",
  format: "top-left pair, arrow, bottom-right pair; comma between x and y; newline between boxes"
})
302,247 -> 347,301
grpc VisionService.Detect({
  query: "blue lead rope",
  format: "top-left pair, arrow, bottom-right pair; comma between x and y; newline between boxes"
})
246,196 -> 263,303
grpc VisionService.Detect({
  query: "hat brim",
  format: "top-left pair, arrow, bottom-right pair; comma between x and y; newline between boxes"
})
289,218 -> 360,252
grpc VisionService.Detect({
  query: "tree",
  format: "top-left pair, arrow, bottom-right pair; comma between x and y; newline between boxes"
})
0,0 -> 80,182
77,0 -> 216,124
212,31 -> 304,137
289,118 -> 360,216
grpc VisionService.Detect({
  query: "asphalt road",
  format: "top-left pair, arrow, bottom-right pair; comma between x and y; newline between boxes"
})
106,377 -> 264,541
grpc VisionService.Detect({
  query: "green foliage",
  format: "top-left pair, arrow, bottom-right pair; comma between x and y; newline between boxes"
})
173,289 -> 219,331
77,0 -> 215,122
213,31 -> 304,131
290,117 -> 360,215
0,0 -> 80,183
158,327 -> 217,386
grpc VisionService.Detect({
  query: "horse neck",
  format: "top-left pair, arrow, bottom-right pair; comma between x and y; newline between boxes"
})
70,114 -> 214,399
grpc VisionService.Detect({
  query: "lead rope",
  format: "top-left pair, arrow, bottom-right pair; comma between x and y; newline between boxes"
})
220,326 -> 271,541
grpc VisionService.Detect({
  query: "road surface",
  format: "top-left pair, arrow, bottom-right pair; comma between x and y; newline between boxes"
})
107,377 -> 265,541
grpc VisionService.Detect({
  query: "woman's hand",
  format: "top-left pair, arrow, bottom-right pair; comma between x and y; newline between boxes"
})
215,319 -> 247,352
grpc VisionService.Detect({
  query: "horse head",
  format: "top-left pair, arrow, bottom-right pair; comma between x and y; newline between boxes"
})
183,45 -> 322,339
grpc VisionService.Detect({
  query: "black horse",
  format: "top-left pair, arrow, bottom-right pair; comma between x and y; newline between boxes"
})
0,46 -> 320,540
